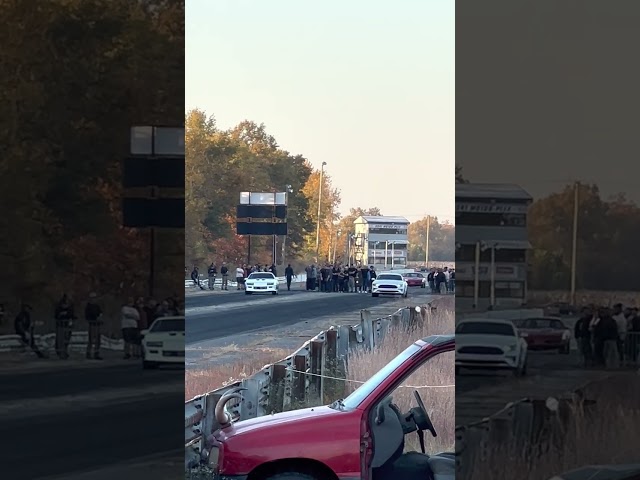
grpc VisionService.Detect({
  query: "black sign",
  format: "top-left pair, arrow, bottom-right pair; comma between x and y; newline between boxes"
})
123,157 -> 185,188
122,198 -> 184,228
236,204 -> 287,219
237,222 -> 288,235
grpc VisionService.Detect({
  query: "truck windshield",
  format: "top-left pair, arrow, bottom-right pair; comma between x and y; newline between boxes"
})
339,343 -> 422,409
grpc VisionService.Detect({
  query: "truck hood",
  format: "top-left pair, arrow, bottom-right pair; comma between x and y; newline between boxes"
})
215,405 -> 344,440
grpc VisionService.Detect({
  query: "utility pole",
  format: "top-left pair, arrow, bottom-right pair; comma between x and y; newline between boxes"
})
570,181 -> 579,306
315,162 -> 326,258
425,215 -> 431,268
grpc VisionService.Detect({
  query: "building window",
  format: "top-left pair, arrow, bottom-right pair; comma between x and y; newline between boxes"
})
456,212 -> 526,227
456,280 -> 490,298
456,245 -> 526,263
495,281 -> 524,299
368,228 -> 408,235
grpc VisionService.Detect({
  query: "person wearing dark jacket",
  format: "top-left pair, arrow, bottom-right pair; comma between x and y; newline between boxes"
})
368,266 -> 377,293
285,264 -> 294,291
15,304 -> 44,358
220,263 -> 229,290
55,294 -> 76,359
207,263 -> 217,290
85,293 -> 103,360
574,307 -> 593,366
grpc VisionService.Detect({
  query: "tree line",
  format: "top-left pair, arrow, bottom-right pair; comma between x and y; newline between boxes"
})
1,0 -> 184,312
456,166 -> 640,291
186,110 -> 454,267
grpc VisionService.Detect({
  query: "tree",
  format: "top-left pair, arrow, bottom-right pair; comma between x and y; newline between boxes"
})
408,218 -> 455,262
455,165 -> 468,183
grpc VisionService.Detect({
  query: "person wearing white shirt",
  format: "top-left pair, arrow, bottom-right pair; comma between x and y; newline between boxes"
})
612,303 -> 627,364
236,266 -> 246,290
121,298 -> 140,360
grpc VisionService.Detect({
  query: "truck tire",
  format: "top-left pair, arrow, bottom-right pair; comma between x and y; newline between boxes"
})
264,472 -> 321,480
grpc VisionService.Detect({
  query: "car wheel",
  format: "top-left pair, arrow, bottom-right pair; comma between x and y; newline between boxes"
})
143,360 -> 158,370
455,366 -> 460,375
403,289 -> 408,298
272,291 -> 278,295
245,291 -> 251,295
421,284 -> 426,288
372,293 -> 379,297
264,471 -> 322,480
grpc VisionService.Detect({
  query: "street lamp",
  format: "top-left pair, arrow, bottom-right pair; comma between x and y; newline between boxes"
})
282,184 -> 293,265
315,162 -> 327,258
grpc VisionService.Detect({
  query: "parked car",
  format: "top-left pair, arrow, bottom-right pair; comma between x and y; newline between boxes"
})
455,318 -> 527,376
403,272 -> 427,288
245,272 -> 279,295
543,302 -> 577,317
512,317 -> 571,354
202,335 -> 455,480
140,316 -> 185,369
372,273 -> 409,298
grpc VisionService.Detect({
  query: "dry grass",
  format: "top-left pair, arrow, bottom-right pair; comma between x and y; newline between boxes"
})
185,348 -> 288,400
529,289 -> 640,307
468,374 -> 640,480
346,303 -> 455,454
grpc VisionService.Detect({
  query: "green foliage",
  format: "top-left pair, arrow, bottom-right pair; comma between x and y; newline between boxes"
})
528,183 -> 640,290
408,218 -> 455,262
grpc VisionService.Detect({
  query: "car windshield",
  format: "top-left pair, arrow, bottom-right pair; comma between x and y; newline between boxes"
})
339,343 -> 422,409
377,274 -> 402,281
456,322 -> 515,336
249,273 -> 274,279
527,318 -> 565,329
150,318 -> 185,332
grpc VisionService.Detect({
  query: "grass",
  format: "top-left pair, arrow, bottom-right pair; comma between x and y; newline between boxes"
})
345,299 -> 455,454
467,373 -> 640,480
185,348 -> 288,400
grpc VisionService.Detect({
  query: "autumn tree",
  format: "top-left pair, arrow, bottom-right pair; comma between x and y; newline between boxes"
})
408,218 -> 455,262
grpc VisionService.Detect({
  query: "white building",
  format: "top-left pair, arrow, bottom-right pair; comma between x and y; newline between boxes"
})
353,216 -> 410,269
455,183 -> 532,309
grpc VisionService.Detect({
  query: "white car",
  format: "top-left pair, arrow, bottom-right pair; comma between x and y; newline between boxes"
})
371,273 -> 408,298
455,318 -> 528,376
140,316 -> 185,369
245,272 -> 279,295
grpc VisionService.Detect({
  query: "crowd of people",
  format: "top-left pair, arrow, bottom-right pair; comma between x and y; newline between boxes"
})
302,263 -> 378,293
8,292 -> 184,361
574,303 -> 640,368
425,266 -> 455,294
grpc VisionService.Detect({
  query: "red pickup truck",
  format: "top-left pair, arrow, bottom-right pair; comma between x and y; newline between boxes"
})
201,334 -> 455,480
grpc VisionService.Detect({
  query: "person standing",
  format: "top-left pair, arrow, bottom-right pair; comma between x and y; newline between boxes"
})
236,265 -> 245,290
121,298 -> 139,360
55,294 -> 75,359
191,266 -> 204,290
574,307 -> 593,367
285,264 -> 294,291
427,269 -> 436,293
347,264 -> 357,293
360,265 -> 369,294
85,293 -> 103,360
207,263 -> 217,290
15,304 -> 44,358
368,266 -> 377,293
612,303 -> 627,364
220,263 -> 229,290
332,265 -> 340,292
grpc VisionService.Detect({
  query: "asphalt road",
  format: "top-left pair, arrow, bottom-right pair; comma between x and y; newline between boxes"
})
0,364 -> 184,479
186,287 -> 435,343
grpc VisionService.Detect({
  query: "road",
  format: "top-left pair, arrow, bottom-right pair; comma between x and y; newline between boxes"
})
186,287 -> 436,343
0,363 -> 184,480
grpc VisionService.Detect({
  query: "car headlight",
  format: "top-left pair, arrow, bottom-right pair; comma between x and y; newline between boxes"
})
502,344 -> 516,353
146,341 -> 163,348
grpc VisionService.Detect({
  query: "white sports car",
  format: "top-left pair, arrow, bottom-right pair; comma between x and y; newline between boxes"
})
245,272 -> 279,295
455,318 -> 528,376
140,316 -> 185,369
371,273 -> 408,298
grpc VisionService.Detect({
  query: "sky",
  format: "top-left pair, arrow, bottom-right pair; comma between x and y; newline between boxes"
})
186,0 -> 455,223
456,1 -> 640,202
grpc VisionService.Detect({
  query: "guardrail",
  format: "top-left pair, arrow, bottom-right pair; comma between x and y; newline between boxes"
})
185,305 -> 419,469
0,332 -> 123,353
454,377 -> 606,480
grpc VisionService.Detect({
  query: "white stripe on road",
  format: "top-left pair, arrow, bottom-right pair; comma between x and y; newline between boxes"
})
185,291 -> 323,316
0,380 -> 183,420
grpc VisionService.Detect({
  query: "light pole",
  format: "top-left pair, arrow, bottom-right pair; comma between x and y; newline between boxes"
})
333,228 -> 341,263
315,162 -> 326,258
282,184 -> 293,266
570,181 -> 579,306
425,215 -> 431,268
